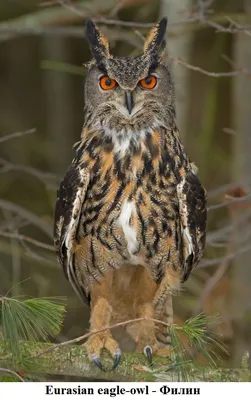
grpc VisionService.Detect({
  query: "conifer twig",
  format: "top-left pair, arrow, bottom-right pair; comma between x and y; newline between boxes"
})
31,317 -> 174,359
0,368 -> 25,382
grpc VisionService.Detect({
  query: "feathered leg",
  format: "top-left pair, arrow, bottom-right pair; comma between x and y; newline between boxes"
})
153,265 -> 181,319
84,272 -> 121,371
125,266 -> 171,365
155,295 -> 173,349
151,265 -> 181,358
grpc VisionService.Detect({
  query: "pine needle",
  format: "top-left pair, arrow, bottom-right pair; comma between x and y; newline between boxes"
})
166,314 -> 228,381
0,296 -> 66,358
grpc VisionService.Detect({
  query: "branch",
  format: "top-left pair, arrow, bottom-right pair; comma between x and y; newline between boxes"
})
207,183 -> 241,198
0,200 -> 52,238
208,193 -> 251,212
199,243 -> 251,268
0,128 -> 36,144
30,317 -> 175,360
0,157 -> 58,182
54,0 -> 251,35
172,57 -> 251,77
194,251 -> 231,316
0,231 -> 54,252
0,0 -> 114,41
0,0 -> 250,42
0,337 -> 248,381
0,368 -> 25,382
0,157 -> 59,191
0,337 -> 165,381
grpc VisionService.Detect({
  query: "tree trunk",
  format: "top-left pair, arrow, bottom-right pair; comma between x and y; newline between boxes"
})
232,0 -> 251,367
41,36 -> 75,174
159,0 -> 193,138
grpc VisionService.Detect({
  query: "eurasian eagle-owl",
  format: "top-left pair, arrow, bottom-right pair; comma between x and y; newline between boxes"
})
54,18 -> 207,371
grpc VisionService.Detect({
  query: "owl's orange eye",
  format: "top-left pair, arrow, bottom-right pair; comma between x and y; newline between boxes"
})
139,75 -> 157,89
100,76 -> 117,90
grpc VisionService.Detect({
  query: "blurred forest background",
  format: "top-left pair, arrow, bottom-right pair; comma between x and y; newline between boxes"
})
0,0 -> 251,370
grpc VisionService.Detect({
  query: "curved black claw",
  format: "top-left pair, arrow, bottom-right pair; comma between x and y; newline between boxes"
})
112,349 -> 121,370
144,345 -> 153,367
91,349 -> 121,372
91,354 -> 105,371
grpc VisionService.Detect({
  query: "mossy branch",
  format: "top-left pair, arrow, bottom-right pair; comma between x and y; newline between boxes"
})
0,338 -> 250,382
0,295 -> 249,381
0,337 -> 141,381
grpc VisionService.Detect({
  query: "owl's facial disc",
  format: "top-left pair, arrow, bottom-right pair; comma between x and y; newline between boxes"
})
85,18 -> 170,125
97,73 -> 159,118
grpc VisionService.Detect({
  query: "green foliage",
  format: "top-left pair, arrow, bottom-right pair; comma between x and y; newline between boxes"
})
0,295 -> 66,359
239,352 -> 251,381
167,314 -> 228,381
0,291 -> 228,381
0,376 -> 20,382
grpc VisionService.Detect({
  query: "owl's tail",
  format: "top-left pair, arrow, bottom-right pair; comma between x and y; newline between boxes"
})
155,295 -> 173,348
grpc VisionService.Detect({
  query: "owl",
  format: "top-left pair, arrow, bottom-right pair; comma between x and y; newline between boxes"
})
54,18 -> 207,371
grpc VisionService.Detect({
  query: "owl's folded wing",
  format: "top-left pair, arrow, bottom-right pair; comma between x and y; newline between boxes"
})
53,158 -> 90,303
177,168 -> 207,282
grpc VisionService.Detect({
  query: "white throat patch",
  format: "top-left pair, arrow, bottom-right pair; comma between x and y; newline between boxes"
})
93,120 -> 162,158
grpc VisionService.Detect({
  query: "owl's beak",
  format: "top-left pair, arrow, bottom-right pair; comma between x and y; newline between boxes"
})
125,92 -> 134,115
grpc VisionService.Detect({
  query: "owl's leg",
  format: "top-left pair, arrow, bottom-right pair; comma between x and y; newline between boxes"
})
125,267 -> 163,366
84,272 -> 121,371
152,265 -> 181,358
135,302 -> 158,366
155,295 -> 173,349
153,265 -> 181,319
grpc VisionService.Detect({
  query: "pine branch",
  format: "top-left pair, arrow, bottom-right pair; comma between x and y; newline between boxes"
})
0,294 -> 248,381
0,296 -> 66,359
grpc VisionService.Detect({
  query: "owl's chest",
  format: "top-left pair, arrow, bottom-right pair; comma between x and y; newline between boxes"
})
81,154 -> 179,264
79,127 -> 186,261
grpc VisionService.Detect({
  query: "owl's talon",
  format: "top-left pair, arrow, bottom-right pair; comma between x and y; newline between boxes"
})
144,345 -> 153,367
86,334 -> 121,372
91,354 -> 105,371
112,349 -> 121,370
91,349 -> 121,372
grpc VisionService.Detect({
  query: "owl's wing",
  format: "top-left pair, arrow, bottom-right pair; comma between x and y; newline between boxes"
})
177,167 -> 207,282
53,157 -> 90,304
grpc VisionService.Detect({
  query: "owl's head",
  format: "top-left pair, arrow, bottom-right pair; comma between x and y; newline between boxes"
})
84,18 -> 175,136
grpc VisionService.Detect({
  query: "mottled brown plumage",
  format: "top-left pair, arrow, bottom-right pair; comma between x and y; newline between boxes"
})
54,18 -> 207,370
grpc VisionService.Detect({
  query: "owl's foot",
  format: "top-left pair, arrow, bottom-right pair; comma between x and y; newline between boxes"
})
84,332 -> 121,371
143,345 -> 172,367
134,323 -> 172,367
133,322 -> 160,367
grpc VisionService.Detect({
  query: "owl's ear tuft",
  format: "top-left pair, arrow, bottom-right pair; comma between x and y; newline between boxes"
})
143,18 -> 167,62
85,20 -> 110,71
